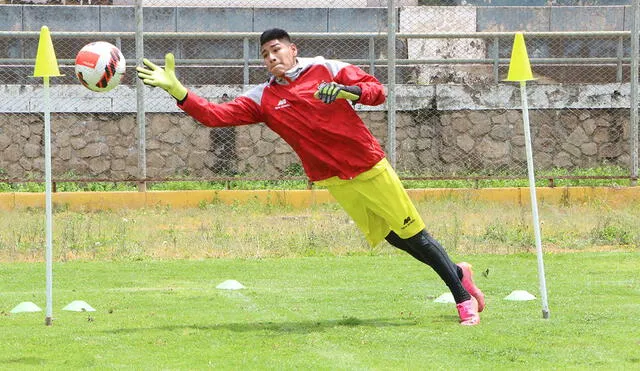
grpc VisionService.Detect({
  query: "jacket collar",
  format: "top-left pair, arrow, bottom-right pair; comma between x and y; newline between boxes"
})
270,58 -> 312,85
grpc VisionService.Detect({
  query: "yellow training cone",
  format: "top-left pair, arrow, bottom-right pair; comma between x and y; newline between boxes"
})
33,26 -> 62,77
505,32 -> 534,82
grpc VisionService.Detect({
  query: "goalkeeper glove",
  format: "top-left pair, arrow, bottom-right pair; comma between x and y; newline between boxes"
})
136,53 -> 187,101
314,82 -> 361,104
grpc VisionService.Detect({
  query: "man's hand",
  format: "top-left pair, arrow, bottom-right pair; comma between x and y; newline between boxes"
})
136,53 -> 187,101
314,82 -> 361,104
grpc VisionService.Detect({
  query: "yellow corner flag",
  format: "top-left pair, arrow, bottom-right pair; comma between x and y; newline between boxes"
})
33,26 -> 62,77
505,32 -> 534,82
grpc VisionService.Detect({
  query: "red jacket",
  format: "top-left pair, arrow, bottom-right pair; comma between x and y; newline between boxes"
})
178,56 -> 386,182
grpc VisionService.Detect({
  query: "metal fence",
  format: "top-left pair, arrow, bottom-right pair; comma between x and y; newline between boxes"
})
0,0 -> 638,188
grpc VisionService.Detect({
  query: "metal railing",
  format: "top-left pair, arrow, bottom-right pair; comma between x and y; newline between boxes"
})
0,30 -> 634,85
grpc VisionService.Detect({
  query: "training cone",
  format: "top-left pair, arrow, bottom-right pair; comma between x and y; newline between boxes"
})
62,300 -> 96,312
505,32 -> 534,82
216,280 -> 245,290
504,290 -> 536,301
10,302 -> 42,313
33,26 -> 62,78
433,292 -> 455,304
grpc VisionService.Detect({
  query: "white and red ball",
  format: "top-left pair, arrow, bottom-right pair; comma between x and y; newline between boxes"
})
75,41 -> 125,93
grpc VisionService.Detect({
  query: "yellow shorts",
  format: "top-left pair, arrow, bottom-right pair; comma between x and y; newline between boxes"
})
315,158 -> 425,247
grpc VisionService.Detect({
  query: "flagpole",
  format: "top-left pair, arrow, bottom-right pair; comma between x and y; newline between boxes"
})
43,75 -> 54,326
506,32 -> 550,319
519,80 -> 550,319
33,25 -> 62,326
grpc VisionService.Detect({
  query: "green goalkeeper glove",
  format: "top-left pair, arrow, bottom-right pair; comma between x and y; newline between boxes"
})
136,53 -> 187,101
314,82 -> 361,104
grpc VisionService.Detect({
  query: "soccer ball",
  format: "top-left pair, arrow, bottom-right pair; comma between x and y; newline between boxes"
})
75,41 -> 126,93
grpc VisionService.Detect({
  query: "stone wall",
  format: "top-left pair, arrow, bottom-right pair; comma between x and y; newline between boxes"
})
392,108 -> 630,174
0,108 -> 630,180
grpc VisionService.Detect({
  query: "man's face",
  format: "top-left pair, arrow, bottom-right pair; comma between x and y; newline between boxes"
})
260,39 -> 298,78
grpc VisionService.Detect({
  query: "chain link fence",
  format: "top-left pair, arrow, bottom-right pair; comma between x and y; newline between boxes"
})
0,0 -> 638,187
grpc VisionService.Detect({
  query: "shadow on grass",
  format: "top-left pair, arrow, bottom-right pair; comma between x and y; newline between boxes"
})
103,317 -> 417,335
0,357 -> 46,366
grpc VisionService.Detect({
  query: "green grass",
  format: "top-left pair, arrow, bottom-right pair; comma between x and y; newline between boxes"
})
0,165 -> 635,192
1,253 -> 639,369
0,196 -> 638,369
1,197 -> 639,262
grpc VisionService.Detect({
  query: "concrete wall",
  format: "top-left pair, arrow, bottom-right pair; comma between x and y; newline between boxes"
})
112,0 -> 418,7
1,0 -> 632,5
476,5 -> 630,31
0,4 -> 634,32
400,7 -> 486,85
458,1 -> 630,5
0,5 -> 390,32
0,4 -> 632,85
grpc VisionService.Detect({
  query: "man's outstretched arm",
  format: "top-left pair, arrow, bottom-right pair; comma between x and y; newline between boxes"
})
137,53 -> 263,127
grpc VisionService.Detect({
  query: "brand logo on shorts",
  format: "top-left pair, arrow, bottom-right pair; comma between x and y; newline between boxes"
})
401,216 -> 415,229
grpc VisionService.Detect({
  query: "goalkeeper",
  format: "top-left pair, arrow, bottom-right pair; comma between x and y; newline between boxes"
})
137,28 -> 485,326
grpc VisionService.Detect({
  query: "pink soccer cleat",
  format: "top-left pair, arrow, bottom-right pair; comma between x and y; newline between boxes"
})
456,297 -> 480,326
457,262 -> 486,312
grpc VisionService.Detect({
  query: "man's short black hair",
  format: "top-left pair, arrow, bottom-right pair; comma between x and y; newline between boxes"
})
260,28 -> 291,46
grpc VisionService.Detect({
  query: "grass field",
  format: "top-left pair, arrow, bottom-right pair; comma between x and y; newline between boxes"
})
0,197 -> 639,369
2,195 -> 640,262
1,253 -> 639,370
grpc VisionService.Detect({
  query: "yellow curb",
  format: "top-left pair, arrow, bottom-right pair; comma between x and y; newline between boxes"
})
14,193 -> 45,209
1,187 -> 638,211
565,186 -> 640,207
12,192 -> 146,211
0,193 -> 15,211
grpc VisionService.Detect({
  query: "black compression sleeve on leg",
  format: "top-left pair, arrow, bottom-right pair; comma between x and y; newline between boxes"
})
404,230 -> 471,304
386,230 -> 433,263
385,230 -> 470,303
385,231 -> 410,251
